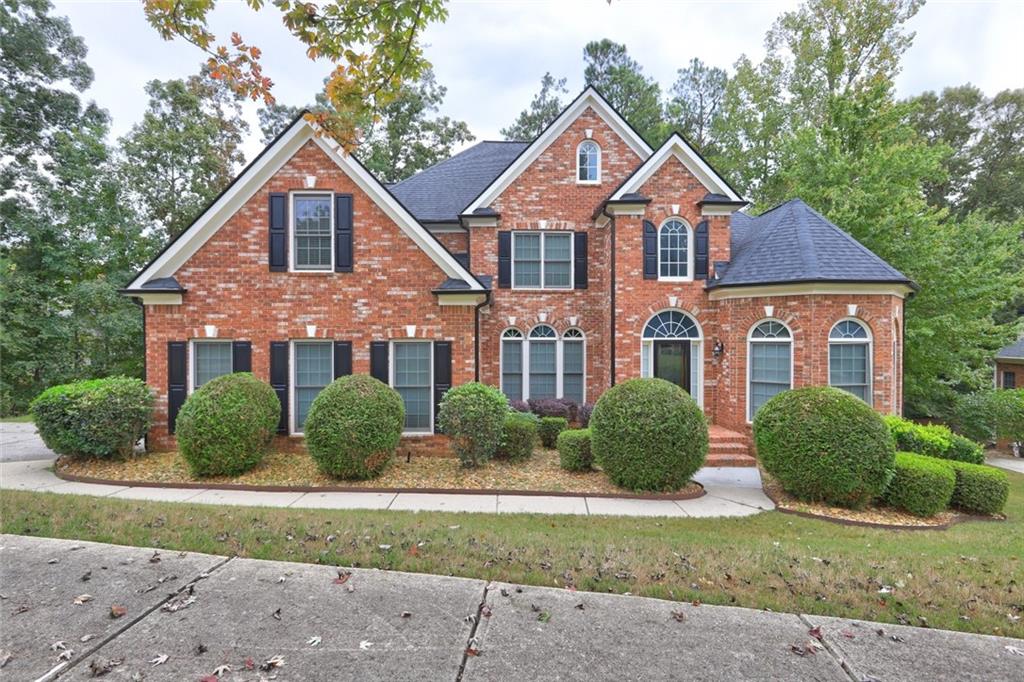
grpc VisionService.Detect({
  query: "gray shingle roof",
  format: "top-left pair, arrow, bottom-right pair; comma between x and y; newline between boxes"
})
389,141 -> 528,222
996,338 -> 1024,360
435,275 -> 493,292
712,199 -> 913,289
141,276 -> 184,291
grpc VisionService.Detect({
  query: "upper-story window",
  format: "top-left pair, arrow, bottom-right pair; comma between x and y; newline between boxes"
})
829,319 -> 872,404
512,232 -> 572,289
658,218 -> 693,281
577,140 -> 600,183
292,193 -> 333,271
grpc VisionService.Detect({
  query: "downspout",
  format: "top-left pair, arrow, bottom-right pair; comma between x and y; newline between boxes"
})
604,207 -> 617,387
473,291 -> 491,382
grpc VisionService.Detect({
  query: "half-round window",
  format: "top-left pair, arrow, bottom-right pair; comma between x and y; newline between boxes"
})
643,310 -> 701,339
577,140 -> 600,183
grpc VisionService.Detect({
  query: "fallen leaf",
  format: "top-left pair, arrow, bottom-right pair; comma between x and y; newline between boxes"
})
359,641 -> 373,650
537,611 -> 551,623
50,641 -> 67,651
260,654 -> 285,671
88,657 -> 122,676
808,626 -> 823,641
1005,645 -> 1024,657
109,605 -> 127,619
58,649 -> 74,662
161,595 -> 196,613
149,654 -> 168,666
149,551 -> 161,564
47,558 -> 58,564
307,636 -> 321,647
0,652 -> 10,669
400,611 -> 412,618
481,605 -> 492,618
465,647 -> 480,657
74,594 -> 93,605
272,608 -> 281,620
80,635 -> 95,643
80,570 -> 91,582
378,544 -> 392,551
212,663 -> 231,676
670,610 -> 686,622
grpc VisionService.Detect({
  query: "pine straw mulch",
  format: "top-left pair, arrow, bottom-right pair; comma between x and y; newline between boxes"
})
54,448 -> 703,498
760,473 -> 1000,529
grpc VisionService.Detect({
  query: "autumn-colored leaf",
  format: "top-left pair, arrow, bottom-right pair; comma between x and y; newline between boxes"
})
109,605 -> 127,619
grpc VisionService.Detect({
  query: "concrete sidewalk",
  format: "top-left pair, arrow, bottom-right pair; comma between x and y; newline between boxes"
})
1,535 -> 1020,681
0,458 -> 775,518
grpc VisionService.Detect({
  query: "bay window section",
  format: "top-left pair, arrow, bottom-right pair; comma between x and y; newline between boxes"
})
748,321 -> 792,421
393,341 -> 433,432
512,232 -> 573,289
293,341 -> 332,432
829,320 -> 871,404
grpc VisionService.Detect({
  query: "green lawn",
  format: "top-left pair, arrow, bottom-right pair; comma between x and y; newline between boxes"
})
2,471 -> 1021,638
0,414 -> 32,423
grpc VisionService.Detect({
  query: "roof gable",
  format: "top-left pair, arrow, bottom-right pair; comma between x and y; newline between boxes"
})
996,338 -> 1024,360
462,87 -> 653,214
610,132 -> 743,203
126,114 -> 483,292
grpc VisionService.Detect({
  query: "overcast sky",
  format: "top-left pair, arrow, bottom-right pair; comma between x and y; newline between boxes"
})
56,0 -> 1024,161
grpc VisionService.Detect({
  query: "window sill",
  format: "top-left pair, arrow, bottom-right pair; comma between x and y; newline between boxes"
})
508,287 -> 575,292
401,430 -> 434,437
576,180 -> 601,186
285,270 -> 335,276
656,277 -> 695,283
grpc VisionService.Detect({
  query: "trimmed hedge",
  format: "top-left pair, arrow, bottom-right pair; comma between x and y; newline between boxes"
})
947,434 -> 985,465
496,411 -> 538,461
438,382 -> 508,467
305,375 -> 404,479
884,415 -> 984,464
176,373 -> 279,477
754,387 -> 894,508
943,460 -> 1009,515
30,376 -> 153,460
590,378 -> 708,492
538,416 -> 568,448
883,452 -> 955,517
557,428 -> 592,471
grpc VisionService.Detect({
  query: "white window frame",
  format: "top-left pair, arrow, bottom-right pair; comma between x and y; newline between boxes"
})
187,339 -> 234,394
289,191 -> 335,273
576,140 -> 601,184
828,318 -> 873,406
390,339 -> 434,436
500,326 -> 586,403
746,319 -> 794,423
499,328 -> 525,402
657,218 -> 694,282
289,340 -> 334,436
510,231 -> 575,290
639,309 -> 703,408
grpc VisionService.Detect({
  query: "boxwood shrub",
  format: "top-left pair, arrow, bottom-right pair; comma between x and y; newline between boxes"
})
883,415 -> 984,464
538,416 -> 568,448
438,382 -> 508,467
590,378 -> 708,492
946,434 -> 985,464
305,375 -> 404,479
30,376 -> 153,460
754,386 -> 894,508
176,373 -> 280,476
883,452 -> 955,517
943,460 -> 1009,515
557,428 -> 592,471
495,411 -> 538,461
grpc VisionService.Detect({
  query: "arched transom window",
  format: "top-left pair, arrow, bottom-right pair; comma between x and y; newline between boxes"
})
748,320 -> 792,420
500,326 -> 587,403
643,310 -> 701,339
658,218 -> 692,280
829,319 -> 872,404
577,140 -> 600,183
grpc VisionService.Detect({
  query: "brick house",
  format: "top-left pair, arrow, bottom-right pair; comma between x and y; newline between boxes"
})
995,338 -> 1024,390
122,87 -> 915,458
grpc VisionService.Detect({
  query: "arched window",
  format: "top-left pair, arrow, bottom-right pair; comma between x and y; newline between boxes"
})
640,310 -> 703,405
658,218 -> 692,280
829,319 -> 872,404
562,328 -> 586,404
500,325 -> 587,403
577,140 -> 600,183
748,320 -> 792,420
500,328 -> 524,401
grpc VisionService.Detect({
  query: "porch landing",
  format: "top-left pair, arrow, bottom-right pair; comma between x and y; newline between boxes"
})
707,425 -> 757,467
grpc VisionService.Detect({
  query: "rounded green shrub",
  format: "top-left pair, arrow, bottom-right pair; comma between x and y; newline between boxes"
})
883,415 -> 951,458
538,416 -> 568,448
557,428 -> 592,471
883,452 -> 955,517
944,460 -> 1009,515
496,411 -> 538,461
590,378 -> 708,492
437,382 -> 508,467
30,376 -> 153,459
946,434 -> 985,464
305,375 -> 404,479
754,386 -> 894,508
176,373 -> 279,476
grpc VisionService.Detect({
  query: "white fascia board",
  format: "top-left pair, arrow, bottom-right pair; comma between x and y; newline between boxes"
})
708,282 -> 914,301
611,135 -> 743,203
463,88 -> 653,214
132,292 -> 183,305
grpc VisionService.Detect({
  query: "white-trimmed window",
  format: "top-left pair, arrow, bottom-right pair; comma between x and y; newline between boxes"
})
292,341 -> 333,433
748,320 -> 792,421
191,340 -> 233,391
639,310 -> 703,405
658,218 -> 693,280
500,326 -> 586,403
577,140 -> 600,183
829,319 -> 872,404
512,232 -> 573,289
291,193 -> 333,271
392,341 -> 433,433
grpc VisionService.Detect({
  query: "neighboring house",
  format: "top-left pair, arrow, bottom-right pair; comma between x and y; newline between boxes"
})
122,87 -> 914,452
995,338 -> 1024,390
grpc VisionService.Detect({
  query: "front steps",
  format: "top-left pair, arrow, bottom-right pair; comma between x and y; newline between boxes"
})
707,425 -> 757,467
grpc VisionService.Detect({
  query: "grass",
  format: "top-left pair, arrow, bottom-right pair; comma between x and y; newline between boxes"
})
1,470 -> 1021,638
0,414 -> 32,423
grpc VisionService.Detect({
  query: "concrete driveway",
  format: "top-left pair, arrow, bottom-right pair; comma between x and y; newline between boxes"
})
0,421 -> 55,463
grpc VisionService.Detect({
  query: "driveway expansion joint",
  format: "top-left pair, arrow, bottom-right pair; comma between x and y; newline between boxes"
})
455,581 -> 490,682
798,613 -> 858,682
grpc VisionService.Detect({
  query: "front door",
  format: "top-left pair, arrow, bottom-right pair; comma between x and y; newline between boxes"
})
653,340 -> 691,394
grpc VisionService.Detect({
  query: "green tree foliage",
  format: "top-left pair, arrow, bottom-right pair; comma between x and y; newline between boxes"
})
583,39 -> 664,145
665,58 -> 728,153
119,70 -> 248,239
500,72 -> 569,141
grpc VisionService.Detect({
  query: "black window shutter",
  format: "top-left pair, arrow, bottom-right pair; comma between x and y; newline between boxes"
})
334,341 -> 352,379
643,220 -> 657,279
167,341 -> 187,434
269,192 -> 288,272
694,220 -> 709,280
335,193 -> 353,272
269,341 -> 289,434
370,341 -> 389,383
433,341 -> 452,430
573,231 -> 588,289
497,231 -> 512,288
232,341 -> 252,373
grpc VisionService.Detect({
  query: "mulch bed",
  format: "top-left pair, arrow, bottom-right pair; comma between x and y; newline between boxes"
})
54,449 -> 704,500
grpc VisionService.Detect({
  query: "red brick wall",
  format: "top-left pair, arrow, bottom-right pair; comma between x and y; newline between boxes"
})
432,230 -> 468,255
997,361 -> 1023,389
144,140 -> 476,449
